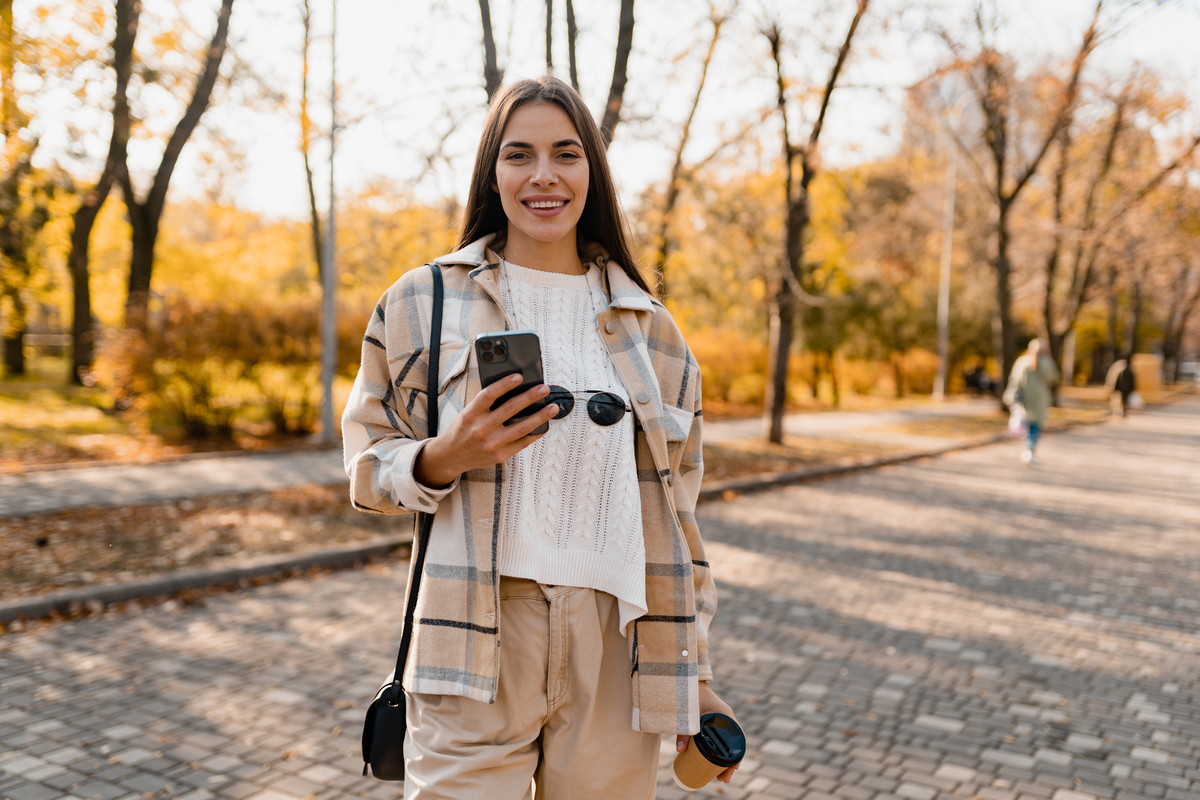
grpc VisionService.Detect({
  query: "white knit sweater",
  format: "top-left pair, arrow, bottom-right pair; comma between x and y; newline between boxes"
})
496,259 -> 646,635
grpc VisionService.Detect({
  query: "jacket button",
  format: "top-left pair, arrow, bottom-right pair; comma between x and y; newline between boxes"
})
635,391 -> 650,404
681,650 -> 688,657
665,473 -> 674,487
605,321 -> 617,334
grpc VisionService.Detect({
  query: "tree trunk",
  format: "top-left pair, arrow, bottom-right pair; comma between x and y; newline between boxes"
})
763,286 -> 795,441
565,0 -> 579,91
3,292 -> 24,375
1104,264 -> 1119,366
545,0 -> 553,72
1127,263 -> 1148,357
761,0 -> 869,443
994,204 -> 1017,408
827,350 -> 839,407
599,0 -> 635,149
66,0 -> 138,383
122,0 -> 234,327
69,202 -> 102,382
478,0 -> 503,102
123,199 -> 158,328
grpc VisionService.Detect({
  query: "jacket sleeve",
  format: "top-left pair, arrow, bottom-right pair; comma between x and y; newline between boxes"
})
341,275 -> 459,515
1002,361 -> 1023,407
673,349 -> 716,683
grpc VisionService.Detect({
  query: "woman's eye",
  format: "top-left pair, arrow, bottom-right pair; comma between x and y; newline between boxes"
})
558,151 -> 580,161
505,152 -> 528,161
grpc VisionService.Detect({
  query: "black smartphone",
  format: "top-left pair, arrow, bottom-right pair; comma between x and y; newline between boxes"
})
475,330 -> 549,435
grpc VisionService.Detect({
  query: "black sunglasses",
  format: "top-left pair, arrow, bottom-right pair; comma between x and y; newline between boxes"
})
545,386 -> 632,427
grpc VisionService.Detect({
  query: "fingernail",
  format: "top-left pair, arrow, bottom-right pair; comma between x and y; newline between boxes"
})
510,374 -> 521,383
677,741 -> 686,752
537,385 -> 549,395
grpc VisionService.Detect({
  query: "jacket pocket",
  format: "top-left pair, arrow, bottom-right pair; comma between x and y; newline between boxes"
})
662,403 -> 693,443
438,344 -> 470,395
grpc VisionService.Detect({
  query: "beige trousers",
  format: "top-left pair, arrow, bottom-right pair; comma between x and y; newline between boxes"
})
402,577 -> 660,800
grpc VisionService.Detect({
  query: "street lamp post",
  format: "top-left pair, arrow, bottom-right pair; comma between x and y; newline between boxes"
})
319,0 -> 337,443
933,119 -> 958,400
933,98 -> 973,400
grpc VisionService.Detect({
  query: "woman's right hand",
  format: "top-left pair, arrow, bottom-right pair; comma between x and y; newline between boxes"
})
414,374 -> 559,489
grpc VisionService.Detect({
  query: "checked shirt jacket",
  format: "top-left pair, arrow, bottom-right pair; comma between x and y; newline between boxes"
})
341,234 -> 717,735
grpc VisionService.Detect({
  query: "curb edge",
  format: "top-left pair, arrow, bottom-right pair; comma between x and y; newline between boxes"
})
0,534 -> 411,624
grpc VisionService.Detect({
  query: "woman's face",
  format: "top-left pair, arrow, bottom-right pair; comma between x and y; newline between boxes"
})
493,102 -> 589,249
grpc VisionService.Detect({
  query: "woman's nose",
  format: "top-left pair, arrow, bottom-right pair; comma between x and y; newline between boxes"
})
530,155 -> 557,185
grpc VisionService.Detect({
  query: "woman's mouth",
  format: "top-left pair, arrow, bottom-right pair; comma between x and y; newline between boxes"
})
522,198 -> 568,216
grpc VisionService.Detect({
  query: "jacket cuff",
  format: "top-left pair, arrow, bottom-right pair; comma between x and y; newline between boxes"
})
394,438 -> 460,513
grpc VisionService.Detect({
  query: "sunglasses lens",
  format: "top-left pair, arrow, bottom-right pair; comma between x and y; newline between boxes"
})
547,386 -> 574,419
587,393 -> 626,426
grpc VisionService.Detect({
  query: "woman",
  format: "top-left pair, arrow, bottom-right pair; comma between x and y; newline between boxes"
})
342,75 -> 737,799
1003,339 -> 1060,465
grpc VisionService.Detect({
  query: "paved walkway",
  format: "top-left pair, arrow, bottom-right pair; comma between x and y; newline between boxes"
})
0,399 -> 1000,518
2,398 -> 1197,800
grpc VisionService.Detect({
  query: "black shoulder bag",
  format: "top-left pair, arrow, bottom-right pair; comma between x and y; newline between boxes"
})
361,263 -> 443,781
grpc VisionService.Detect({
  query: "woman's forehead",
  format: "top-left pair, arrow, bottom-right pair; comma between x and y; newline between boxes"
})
500,102 -> 581,144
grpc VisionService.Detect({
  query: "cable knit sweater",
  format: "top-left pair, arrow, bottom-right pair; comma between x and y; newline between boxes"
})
496,259 -> 646,635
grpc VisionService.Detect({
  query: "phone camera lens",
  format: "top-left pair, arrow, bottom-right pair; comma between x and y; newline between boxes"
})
480,341 -> 492,351
482,352 -> 494,363
494,345 -> 506,358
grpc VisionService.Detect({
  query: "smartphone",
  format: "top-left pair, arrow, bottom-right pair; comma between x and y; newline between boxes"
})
475,330 -> 549,434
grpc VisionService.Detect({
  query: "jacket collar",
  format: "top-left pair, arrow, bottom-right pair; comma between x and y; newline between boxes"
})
437,234 -> 657,313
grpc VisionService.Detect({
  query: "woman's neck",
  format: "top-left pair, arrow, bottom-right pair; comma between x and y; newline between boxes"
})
502,225 -> 585,275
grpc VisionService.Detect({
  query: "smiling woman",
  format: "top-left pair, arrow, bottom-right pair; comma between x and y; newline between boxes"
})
341,75 -> 739,799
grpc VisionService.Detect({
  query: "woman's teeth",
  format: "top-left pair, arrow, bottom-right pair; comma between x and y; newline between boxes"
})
526,200 -> 566,209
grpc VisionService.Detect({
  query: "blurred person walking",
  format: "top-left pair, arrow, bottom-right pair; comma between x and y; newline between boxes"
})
1105,356 -> 1136,418
1003,339 -> 1060,465
342,76 -> 737,799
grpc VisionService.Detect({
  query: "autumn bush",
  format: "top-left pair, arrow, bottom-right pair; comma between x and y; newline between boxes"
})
96,296 -> 366,440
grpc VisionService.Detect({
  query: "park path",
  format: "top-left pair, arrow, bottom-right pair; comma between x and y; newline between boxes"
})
0,398 -> 999,519
1,397 -> 1198,800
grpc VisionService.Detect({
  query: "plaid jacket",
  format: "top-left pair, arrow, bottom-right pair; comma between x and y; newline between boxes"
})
341,234 -> 716,735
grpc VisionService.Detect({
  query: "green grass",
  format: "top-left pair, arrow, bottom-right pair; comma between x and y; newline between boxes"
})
0,357 -> 143,470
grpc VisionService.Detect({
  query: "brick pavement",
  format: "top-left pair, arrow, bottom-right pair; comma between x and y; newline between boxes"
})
1,397 -> 1198,800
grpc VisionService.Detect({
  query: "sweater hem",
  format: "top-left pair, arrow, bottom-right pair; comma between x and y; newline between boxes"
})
498,539 -> 647,636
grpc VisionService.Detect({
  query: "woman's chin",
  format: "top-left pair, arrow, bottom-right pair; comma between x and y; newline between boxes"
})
509,221 -> 580,246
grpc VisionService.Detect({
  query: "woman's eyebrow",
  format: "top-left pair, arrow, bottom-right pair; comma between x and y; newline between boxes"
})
500,139 -> 583,149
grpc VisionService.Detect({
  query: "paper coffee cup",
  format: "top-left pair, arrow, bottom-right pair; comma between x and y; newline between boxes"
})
673,712 -> 746,791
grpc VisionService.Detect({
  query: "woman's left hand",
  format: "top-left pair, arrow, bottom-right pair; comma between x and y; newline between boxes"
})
676,682 -> 741,784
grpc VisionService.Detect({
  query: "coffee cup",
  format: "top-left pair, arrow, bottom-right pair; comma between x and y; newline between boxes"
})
673,712 -> 746,791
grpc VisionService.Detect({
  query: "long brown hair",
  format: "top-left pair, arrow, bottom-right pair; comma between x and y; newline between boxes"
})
456,75 -> 653,296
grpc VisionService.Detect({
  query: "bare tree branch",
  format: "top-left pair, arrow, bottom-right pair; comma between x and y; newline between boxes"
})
807,0 -> 870,155
653,4 -> 727,300
599,0 -> 635,148
1008,0 -> 1102,200
123,0 -> 235,325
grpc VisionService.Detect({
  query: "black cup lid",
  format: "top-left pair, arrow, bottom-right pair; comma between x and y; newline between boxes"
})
692,712 -> 746,768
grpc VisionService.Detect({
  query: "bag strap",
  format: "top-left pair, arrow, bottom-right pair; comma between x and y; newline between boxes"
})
391,263 -> 443,691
